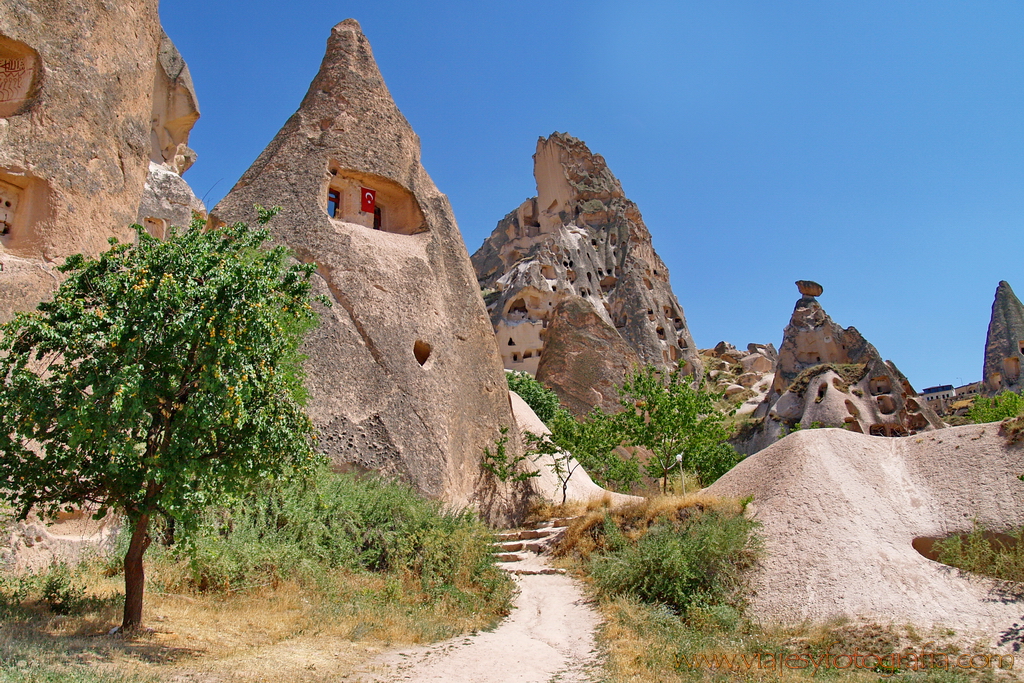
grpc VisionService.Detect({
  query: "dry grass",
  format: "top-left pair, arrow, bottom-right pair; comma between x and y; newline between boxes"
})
0,560 -> 509,683
596,597 -> 995,682
554,494 -> 745,561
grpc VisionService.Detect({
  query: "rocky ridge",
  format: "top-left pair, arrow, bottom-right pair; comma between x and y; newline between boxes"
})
472,133 -> 701,415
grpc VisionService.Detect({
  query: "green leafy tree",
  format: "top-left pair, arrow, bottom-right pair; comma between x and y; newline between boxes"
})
617,363 -> 739,493
967,391 -> 1024,424
527,408 -> 641,501
0,209 -> 324,629
506,371 -> 561,425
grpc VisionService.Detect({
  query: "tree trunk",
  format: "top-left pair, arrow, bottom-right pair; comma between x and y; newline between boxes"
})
122,512 -> 151,630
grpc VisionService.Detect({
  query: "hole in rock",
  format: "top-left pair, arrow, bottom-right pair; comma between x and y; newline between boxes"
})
413,340 -> 431,366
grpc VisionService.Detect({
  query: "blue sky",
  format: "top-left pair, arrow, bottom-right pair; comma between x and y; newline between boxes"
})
160,1 -> 1024,391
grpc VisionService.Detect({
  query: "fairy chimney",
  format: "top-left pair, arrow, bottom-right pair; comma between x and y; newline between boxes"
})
736,281 -> 943,454
982,280 -> 1024,396
211,20 -> 519,518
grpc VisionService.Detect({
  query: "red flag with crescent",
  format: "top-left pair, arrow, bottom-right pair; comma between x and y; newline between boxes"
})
360,187 -> 376,213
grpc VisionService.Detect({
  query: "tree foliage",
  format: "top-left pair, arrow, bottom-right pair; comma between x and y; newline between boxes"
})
506,371 -> 562,425
616,364 -> 738,492
527,407 -> 641,501
967,390 -> 1024,424
0,209 -> 325,628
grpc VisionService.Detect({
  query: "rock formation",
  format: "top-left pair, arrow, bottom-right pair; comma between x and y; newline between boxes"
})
0,2 -> 200,322
210,20 -> 519,517
982,280 -> 1024,396
709,424 -> 1024,636
701,342 -> 777,417
736,281 -> 942,453
136,30 -> 205,237
472,133 -> 701,413
534,298 -> 641,417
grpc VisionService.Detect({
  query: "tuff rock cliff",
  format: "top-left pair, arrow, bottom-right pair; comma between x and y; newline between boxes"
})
982,280 -> 1024,396
0,2 -> 202,321
736,281 -> 942,453
211,20 -> 521,520
472,133 -> 701,416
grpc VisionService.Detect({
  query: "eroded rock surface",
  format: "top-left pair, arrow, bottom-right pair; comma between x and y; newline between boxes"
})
472,133 -> 700,412
0,3 -> 199,322
534,298 -> 641,417
736,282 -> 942,453
982,280 -> 1024,396
211,20 -> 518,519
136,30 -> 205,236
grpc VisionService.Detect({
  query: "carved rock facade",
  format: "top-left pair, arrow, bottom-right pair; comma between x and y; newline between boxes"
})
211,21 -> 518,517
0,2 -> 201,322
472,133 -> 701,412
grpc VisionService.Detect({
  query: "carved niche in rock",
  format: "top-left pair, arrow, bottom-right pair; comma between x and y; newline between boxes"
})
0,36 -> 41,118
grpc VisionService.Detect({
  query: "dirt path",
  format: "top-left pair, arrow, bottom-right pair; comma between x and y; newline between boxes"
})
340,564 -> 602,683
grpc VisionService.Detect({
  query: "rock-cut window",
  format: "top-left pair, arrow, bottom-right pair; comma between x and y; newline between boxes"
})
327,189 -> 341,218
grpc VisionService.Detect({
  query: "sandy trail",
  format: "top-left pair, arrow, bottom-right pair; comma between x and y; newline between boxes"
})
341,565 -> 601,683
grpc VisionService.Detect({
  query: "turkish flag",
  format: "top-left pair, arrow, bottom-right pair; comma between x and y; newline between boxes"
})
360,187 -> 376,213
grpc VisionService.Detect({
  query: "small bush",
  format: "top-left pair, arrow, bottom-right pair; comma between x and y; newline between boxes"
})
934,523 -> 1024,582
589,511 -> 760,614
507,371 -> 561,424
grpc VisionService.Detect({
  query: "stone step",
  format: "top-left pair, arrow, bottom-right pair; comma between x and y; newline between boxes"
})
495,541 -> 523,552
493,552 -> 528,562
532,517 -> 577,529
500,566 -> 567,576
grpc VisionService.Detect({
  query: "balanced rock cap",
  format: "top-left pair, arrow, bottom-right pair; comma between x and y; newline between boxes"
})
796,280 -> 824,297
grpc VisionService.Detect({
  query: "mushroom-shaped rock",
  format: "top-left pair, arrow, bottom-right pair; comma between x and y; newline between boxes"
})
796,280 -> 823,297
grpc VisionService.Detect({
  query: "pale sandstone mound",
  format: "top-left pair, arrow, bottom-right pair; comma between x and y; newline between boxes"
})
983,280 -> 1024,396
708,425 -> 1024,637
509,391 -> 637,506
738,281 -> 942,453
211,20 -> 517,516
535,298 -> 641,417
472,133 -> 701,413
0,4 -> 199,322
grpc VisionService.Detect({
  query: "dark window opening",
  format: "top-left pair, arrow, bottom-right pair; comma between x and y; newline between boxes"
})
507,338 -> 515,346
327,189 -> 340,218
373,206 -> 383,230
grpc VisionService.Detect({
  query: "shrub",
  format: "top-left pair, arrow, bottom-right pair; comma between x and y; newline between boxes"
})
144,467 -> 512,612
968,391 -> 1024,424
933,523 -> 1024,583
507,371 -> 561,424
589,510 -> 760,614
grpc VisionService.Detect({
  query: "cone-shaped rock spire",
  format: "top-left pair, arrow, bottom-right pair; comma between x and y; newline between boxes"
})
212,20 -> 518,520
983,281 -> 1024,395
472,132 -> 701,415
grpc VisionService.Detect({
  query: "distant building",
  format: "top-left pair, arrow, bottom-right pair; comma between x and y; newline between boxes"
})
921,384 -> 955,414
954,381 -> 983,400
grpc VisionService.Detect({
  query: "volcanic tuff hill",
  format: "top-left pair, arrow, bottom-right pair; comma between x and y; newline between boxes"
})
982,280 -> 1024,396
736,281 -> 942,454
211,20 -> 521,521
472,133 -> 701,415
